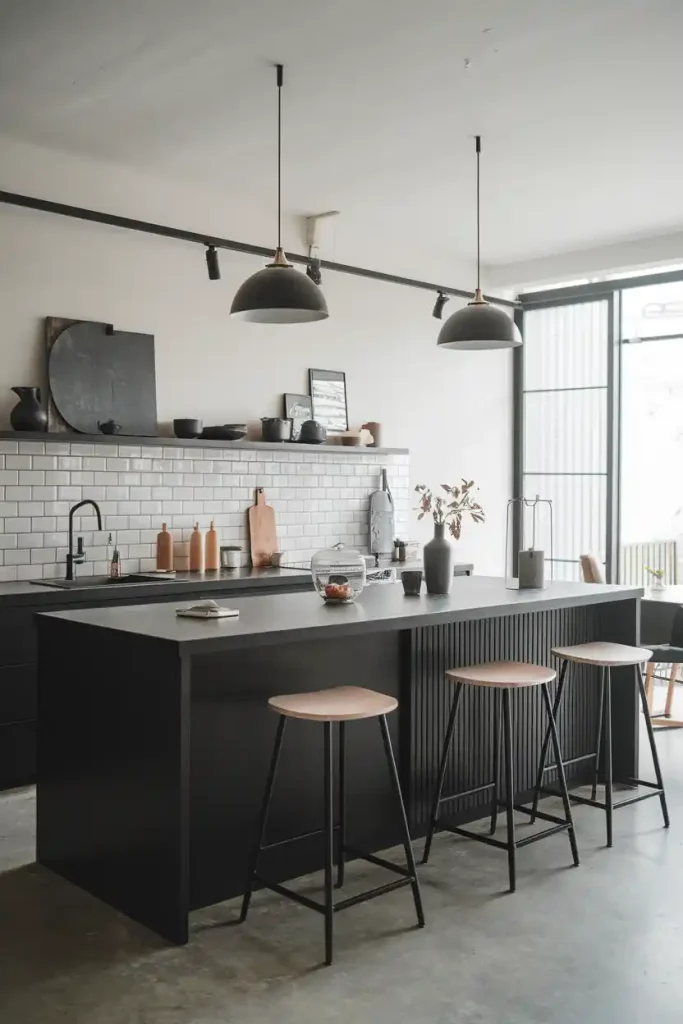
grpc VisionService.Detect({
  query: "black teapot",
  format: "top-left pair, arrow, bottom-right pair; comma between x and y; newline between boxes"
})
299,419 -> 327,444
98,419 -> 122,435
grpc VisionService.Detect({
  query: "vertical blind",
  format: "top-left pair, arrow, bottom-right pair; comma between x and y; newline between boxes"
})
522,300 -> 610,581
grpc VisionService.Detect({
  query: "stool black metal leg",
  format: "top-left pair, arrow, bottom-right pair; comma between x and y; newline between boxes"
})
591,670 -> 606,802
636,664 -> 670,828
379,715 -> 425,929
502,689 -> 517,893
604,667 -> 613,848
531,659 -> 568,823
541,683 -> 580,867
422,682 -> 463,864
323,720 -> 335,965
336,721 -> 346,888
240,715 -> 287,923
490,690 -> 502,835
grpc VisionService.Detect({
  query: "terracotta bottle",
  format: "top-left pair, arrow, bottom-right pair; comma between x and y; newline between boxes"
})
205,520 -> 219,571
189,523 -> 204,572
156,523 -> 174,571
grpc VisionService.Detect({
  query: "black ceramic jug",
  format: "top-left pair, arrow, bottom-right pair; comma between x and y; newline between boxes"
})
10,387 -> 48,432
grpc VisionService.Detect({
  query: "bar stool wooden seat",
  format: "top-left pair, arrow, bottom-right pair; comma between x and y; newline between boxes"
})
422,661 -> 579,892
531,641 -> 669,847
240,685 -> 424,966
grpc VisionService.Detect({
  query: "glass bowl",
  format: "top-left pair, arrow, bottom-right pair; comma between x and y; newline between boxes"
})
311,543 -> 366,603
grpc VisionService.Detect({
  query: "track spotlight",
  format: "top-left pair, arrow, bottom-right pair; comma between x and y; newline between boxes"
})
432,291 -> 449,319
206,245 -> 221,281
306,250 -> 322,286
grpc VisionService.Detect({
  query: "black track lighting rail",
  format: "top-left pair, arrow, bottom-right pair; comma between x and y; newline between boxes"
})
0,188 -> 518,309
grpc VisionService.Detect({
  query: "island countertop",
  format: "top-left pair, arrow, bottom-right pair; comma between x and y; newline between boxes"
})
38,576 -> 643,654
36,572 -> 643,944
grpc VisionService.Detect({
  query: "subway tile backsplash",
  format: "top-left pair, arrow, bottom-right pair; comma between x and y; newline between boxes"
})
0,441 -> 410,581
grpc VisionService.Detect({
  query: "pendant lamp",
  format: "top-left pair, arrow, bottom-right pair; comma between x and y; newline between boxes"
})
437,137 -> 520,350
231,65 -> 329,324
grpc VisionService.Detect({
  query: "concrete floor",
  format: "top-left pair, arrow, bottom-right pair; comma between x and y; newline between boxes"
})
2,703 -> 683,1023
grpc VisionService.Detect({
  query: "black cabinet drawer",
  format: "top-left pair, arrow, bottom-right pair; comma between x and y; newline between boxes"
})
0,664 -> 37,724
0,720 -> 35,790
0,608 -> 38,667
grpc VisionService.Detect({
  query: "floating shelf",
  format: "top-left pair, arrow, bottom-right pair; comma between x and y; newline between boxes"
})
0,431 -> 408,456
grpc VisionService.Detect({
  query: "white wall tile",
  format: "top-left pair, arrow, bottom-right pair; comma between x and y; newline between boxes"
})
5,549 -> 30,564
31,549 -> 56,563
0,439 -> 409,570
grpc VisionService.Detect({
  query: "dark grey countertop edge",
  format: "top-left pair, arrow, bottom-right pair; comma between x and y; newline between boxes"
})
176,584 -> 645,655
0,431 -> 408,456
38,579 -> 644,655
0,568 -> 313,609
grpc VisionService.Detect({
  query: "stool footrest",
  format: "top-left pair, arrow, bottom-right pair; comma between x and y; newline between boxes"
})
254,877 -> 325,915
514,802 -> 573,827
539,784 -> 664,812
516,822 -> 570,848
334,877 -> 412,912
613,789 -> 664,810
540,751 -> 597,774
254,873 -> 413,916
437,781 -> 496,806
440,824 -> 509,851
343,845 -> 413,879
260,825 -> 339,852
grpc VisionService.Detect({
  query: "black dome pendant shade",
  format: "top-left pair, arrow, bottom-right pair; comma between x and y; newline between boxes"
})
438,137 -> 520,350
230,65 -> 328,324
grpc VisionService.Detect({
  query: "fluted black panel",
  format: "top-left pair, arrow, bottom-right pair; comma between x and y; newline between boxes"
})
408,606 -> 603,832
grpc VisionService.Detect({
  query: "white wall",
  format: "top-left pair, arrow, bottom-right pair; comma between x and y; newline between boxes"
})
0,140 -> 513,572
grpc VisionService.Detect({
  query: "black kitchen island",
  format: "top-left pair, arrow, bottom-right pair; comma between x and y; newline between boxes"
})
36,576 -> 643,944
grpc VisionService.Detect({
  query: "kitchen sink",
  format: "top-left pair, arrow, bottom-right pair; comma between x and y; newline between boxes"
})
34,573 -> 179,590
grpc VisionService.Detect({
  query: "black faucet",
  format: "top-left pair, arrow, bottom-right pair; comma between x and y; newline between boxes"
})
66,499 -> 103,580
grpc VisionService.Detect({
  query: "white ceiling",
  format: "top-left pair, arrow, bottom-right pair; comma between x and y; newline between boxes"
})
0,0 -> 682,270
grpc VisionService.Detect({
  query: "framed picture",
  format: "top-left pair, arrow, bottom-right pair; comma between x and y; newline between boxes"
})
283,392 -> 313,440
309,369 -> 348,434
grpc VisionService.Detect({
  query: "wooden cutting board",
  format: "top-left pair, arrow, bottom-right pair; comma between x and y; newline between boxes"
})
249,488 -> 278,567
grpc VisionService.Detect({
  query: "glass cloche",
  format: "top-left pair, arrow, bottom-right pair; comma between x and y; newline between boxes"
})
311,543 -> 366,603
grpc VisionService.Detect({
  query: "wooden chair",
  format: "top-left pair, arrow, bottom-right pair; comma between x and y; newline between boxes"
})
580,554 -> 605,584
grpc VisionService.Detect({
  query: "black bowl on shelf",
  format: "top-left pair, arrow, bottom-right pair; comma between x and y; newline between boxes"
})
201,424 -> 248,441
174,418 -> 203,439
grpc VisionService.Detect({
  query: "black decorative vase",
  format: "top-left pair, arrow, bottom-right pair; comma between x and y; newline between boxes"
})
10,387 -> 48,432
423,522 -> 455,595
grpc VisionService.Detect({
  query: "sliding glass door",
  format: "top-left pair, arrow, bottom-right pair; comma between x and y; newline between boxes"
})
518,295 -> 616,581
518,269 -> 683,586
619,281 -> 683,585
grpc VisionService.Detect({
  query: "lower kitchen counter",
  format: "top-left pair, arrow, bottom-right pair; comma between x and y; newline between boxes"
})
0,566 -> 313,791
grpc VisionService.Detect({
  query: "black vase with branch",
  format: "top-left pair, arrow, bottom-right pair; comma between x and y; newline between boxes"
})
415,479 -> 485,594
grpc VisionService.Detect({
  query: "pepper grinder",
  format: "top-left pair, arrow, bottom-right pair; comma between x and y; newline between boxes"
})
156,523 -> 174,571
205,521 -> 219,571
189,523 -> 204,572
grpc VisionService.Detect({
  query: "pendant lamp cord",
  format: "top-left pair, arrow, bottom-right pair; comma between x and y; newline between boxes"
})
276,64 -> 283,251
475,135 -> 481,292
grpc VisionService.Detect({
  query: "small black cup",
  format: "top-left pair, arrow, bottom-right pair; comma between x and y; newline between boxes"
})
401,570 -> 422,596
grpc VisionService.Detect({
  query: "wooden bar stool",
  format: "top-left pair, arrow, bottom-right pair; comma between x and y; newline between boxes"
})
239,685 -> 424,966
422,661 -> 579,892
531,642 -> 669,847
